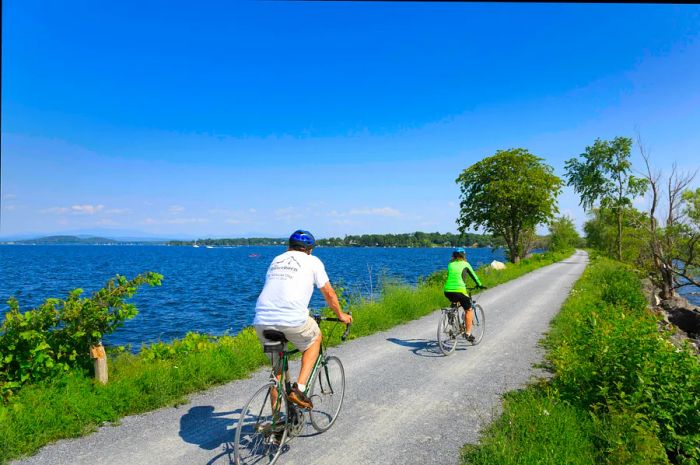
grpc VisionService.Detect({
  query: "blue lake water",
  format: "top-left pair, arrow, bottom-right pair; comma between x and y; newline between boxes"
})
0,245 -> 506,348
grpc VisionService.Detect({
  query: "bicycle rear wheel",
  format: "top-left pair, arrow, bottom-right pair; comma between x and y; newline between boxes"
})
437,310 -> 458,355
308,355 -> 345,432
234,382 -> 288,465
470,304 -> 486,345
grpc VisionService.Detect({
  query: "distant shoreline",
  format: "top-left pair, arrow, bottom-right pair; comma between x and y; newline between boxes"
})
2,232 -> 505,249
0,242 -> 500,249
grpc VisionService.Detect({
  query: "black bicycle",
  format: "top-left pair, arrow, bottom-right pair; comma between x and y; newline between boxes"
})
234,313 -> 351,465
436,288 -> 485,356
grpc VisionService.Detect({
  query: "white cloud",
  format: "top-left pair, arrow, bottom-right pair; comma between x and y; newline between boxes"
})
225,218 -> 250,225
97,218 -> 119,226
275,207 -> 304,221
330,207 -> 403,218
105,208 -> 130,215
143,217 -> 208,225
168,205 -> 185,214
3,205 -> 17,211
42,204 -> 105,215
41,206 -> 70,214
2,194 -> 16,200
166,217 -> 208,224
70,204 -> 105,215
351,207 -> 402,217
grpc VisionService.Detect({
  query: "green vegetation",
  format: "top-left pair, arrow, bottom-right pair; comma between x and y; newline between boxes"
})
318,231 -> 500,248
7,235 -> 121,245
1,273 -> 163,400
565,136 -> 647,261
547,215 -> 582,252
461,255 -> 700,465
566,135 -> 699,300
167,237 -> 288,246
166,231 -> 503,248
640,156 -> 700,299
0,250 -> 572,464
456,148 -> 563,263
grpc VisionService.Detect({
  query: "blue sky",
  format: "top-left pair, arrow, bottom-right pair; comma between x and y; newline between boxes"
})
2,1 -> 700,239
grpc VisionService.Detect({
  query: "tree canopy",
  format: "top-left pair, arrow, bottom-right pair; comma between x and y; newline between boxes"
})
456,148 -> 562,263
548,215 -> 581,252
565,136 -> 647,261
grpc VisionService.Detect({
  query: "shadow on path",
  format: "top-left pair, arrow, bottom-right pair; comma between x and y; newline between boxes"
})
386,337 -> 448,357
179,406 -> 240,451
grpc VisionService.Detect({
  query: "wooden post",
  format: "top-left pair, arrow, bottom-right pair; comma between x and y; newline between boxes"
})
90,343 -> 108,384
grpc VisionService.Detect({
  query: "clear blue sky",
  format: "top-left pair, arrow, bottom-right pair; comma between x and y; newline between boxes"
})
2,1 -> 700,239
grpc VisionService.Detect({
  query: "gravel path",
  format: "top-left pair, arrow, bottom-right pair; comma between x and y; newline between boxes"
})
12,250 -> 588,465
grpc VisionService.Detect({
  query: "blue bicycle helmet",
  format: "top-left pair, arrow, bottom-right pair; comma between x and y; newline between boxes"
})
454,247 -> 466,256
289,229 -> 316,249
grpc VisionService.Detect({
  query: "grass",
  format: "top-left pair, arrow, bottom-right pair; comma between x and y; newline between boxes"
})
0,249 -> 574,464
461,254 -> 700,465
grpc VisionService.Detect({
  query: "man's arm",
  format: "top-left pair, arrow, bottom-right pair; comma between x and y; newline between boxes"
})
319,282 -> 352,324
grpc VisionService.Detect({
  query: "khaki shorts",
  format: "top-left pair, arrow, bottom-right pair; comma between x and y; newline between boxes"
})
255,316 -> 321,353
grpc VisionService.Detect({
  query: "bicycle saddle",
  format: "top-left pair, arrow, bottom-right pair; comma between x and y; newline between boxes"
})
262,329 -> 287,342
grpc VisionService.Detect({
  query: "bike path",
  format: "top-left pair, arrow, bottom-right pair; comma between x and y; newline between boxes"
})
12,250 -> 588,465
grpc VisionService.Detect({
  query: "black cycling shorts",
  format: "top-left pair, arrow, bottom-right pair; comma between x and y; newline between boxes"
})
444,291 -> 472,310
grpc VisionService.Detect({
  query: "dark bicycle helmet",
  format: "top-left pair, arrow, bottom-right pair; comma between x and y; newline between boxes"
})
289,229 -> 316,249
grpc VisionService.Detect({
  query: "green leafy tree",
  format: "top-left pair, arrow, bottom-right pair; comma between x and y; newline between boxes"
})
0,272 -> 162,398
641,147 -> 699,299
456,148 -> 562,263
583,207 -> 649,265
548,215 -> 580,252
565,137 -> 648,261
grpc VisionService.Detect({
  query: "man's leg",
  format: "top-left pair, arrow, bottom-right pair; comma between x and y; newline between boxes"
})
465,307 -> 473,334
297,333 -> 321,387
286,318 -> 322,409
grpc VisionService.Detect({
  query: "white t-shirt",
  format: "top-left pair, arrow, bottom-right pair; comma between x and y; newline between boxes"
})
254,250 -> 330,326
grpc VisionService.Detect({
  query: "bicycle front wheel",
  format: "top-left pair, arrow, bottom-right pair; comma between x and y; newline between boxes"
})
437,310 -> 458,355
470,304 -> 486,345
308,355 -> 345,432
234,382 -> 288,465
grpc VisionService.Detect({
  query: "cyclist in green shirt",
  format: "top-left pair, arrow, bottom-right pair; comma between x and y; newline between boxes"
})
443,247 -> 486,342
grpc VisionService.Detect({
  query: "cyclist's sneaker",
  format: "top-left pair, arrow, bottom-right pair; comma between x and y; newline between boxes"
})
288,382 -> 313,409
269,430 -> 284,446
466,333 -> 476,343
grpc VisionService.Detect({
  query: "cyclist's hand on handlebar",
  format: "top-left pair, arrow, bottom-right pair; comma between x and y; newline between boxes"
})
338,312 -> 353,325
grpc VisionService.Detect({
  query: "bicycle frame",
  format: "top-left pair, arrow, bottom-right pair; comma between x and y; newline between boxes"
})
444,288 -> 481,332
264,313 -> 349,419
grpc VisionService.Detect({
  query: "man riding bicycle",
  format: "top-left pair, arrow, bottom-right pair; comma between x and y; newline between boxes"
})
443,247 -> 485,342
254,229 -> 352,409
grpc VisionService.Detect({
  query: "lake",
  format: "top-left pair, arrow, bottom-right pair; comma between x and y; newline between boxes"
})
0,245 -> 506,348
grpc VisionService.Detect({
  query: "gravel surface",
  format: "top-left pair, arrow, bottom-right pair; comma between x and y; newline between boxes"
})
12,250 -> 588,465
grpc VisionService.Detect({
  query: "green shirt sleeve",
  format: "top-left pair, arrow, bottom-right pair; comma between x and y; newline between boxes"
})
461,262 -> 482,287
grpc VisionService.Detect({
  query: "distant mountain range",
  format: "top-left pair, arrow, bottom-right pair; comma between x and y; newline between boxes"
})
0,235 -> 165,245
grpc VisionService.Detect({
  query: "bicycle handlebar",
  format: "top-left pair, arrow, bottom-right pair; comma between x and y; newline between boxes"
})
341,311 -> 352,341
313,311 -> 352,341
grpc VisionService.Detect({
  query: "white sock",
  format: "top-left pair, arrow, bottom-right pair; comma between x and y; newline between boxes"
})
296,383 -> 306,392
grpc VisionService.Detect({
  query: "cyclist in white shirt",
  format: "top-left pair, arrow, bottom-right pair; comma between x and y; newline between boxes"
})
254,229 -> 352,408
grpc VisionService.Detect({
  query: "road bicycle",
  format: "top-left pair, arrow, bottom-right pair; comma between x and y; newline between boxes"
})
436,288 -> 485,356
234,313 -> 351,465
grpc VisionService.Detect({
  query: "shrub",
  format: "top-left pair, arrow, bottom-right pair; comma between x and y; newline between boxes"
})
0,272 -> 162,400
547,258 -> 700,463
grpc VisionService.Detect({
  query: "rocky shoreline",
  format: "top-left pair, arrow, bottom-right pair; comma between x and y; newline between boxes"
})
643,280 -> 700,354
